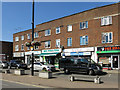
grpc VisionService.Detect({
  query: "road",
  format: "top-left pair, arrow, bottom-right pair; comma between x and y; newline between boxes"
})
1,79 -> 50,88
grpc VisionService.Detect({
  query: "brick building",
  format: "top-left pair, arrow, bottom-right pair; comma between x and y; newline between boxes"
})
0,41 -> 13,61
13,3 -> 120,69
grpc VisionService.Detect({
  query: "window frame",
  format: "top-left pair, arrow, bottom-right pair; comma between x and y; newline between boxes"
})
67,38 -> 72,47
67,25 -> 72,32
21,44 -> 24,51
102,32 -> 113,44
15,37 -> 19,42
80,36 -> 88,45
15,45 -> 19,51
21,35 -> 24,41
45,41 -> 51,48
80,21 -> 88,30
34,32 -> 39,38
56,39 -> 60,48
27,34 -> 30,40
56,27 -> 60,34
45,29 -> 51,36
101,16 -> 112,26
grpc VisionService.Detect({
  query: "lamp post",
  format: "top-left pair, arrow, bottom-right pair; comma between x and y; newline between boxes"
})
31,0 -> 34,76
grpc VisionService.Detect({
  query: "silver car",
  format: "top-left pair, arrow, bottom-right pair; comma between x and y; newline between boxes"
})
0,61 -> 9,68
30,62 -> 56,71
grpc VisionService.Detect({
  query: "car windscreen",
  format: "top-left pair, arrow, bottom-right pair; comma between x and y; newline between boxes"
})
15,61 -> 22,64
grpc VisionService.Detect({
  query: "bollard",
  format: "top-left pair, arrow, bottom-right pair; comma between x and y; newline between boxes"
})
5,69 -> 10,74
70,76 -> 74,81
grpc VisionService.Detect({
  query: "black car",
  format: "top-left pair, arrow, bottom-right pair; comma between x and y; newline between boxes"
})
59,57 -> 102,75
9,60 -> 27,69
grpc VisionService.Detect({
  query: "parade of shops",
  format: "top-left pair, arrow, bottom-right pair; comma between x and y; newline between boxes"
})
13,3 -> 120,70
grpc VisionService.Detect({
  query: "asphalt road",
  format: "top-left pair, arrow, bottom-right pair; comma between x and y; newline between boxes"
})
1,79 -> 49,88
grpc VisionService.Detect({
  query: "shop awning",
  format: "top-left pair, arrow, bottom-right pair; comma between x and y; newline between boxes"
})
39,52 -> 59,56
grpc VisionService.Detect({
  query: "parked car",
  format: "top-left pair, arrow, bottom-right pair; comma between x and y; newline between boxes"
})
59,57 -> 102,75
0,61 -> 9,68
9,60 -> 27,69
30,62 -> 56,72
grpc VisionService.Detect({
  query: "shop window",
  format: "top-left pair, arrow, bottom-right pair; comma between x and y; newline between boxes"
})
67,38 -> 72,47
80,21 -> 88,29
98,56 -> 111,67
56,27 -> 60,34
67,25 -> 72,32
80,36 -> 88,45
101,16 -> 112,26
15,45 -> 19,51
21,35 -> 24,40
27,47 -> 30,50
45,41 -> 51,48
15,37 -> 19,42
34,46 -> 39,50
56,39 -> 60,48
102,32 -> 113,43
45,29 -> 51,36
27,34 -> 30,39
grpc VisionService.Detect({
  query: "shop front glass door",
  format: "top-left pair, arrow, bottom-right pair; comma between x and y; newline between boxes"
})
112,56 -> 118,69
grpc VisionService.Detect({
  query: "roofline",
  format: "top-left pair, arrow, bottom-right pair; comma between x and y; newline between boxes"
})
0,41 -> 13,43
13,29 -> 32,35
36,2 -> 119,26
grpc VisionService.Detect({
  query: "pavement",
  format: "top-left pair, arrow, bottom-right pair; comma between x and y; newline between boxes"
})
0,69 -> 119,88
102,69 -> 119,74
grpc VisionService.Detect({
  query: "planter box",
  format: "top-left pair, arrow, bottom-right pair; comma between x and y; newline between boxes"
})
39,72 -> 52,79
14,69 -> 25,75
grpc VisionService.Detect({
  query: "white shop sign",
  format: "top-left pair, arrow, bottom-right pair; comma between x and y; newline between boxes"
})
25,51 -> 41,55
13,52 -> 21,57
64,47 -> 94,53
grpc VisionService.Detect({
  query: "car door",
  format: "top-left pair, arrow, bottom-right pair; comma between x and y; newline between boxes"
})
80,59 -> 88,72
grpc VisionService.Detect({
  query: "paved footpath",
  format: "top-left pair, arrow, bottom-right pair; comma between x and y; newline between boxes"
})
0,72 -> 118,88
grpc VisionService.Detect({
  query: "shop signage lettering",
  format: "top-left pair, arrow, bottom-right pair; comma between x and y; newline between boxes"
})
97,46 -> 120,51
42,49 -> 61,53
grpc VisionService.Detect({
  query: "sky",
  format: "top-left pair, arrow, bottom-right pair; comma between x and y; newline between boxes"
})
2,1 -> 117,42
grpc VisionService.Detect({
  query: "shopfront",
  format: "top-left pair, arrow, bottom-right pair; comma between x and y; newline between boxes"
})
40,49 -> 61,68
25,51 -> 41,65
13,52 -> 25,62
62,47 -> 95,60
97,46 -> 120,70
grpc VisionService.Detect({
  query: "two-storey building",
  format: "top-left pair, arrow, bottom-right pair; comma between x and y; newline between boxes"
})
13,3 -> 120,69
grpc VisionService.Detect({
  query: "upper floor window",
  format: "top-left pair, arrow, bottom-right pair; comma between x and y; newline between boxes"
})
80,36 -> 88,45
56,27 -> 60,34
34,32 -> 39,38
15,37 -> 19,42
15,45 -> 19,51
34,46 -> 39,50
67,25 -> 72,32
21,35 -> 24,40
27,34 -> 30,39
56,39 -> 60,48
67,38 -> 72,47
45,29 -> 51,36
45,41 -> 51,48
102,32 -> 113,43
101,16 -> 112,26
27,47 -> 30,50
80,21 -> 88,29
21,44 -> 24,51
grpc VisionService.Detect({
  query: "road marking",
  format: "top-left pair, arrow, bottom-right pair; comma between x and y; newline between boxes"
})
0,79 -> 53,88
109,74 -> 111,77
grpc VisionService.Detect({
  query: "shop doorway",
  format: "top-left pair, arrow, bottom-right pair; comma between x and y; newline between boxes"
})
112,55 -> 119,69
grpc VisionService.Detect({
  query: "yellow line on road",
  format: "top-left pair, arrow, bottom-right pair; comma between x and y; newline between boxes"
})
0,79 -> 53,88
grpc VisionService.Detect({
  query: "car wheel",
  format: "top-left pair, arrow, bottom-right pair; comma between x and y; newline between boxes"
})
89,70 -> 94,75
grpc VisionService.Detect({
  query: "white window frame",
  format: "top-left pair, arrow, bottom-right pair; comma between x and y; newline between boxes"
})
56,39 -> 60,48
80,36 -> 88,45
67,38 -> 72,47
27,34 -> 30,39
56,27 -> 60,34
45,29 -> 51,36
21,35 -> 24,40
15,45 -> 19,51
27,47 -> 30,50
101,16 -> 112,26
21,44 -> 24,51
80,21 -> 88,29
15,37 -> 19,42
34,32 -> 39,38
67,25 -> 72,32
45,41 -> 51,48
102,32 -> 113,43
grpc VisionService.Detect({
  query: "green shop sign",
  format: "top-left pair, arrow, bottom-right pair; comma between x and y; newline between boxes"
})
96,50 -> 120,53
42,49 -> 61,53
